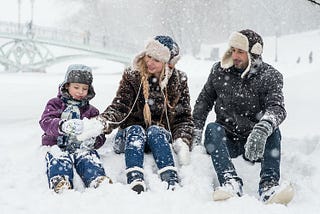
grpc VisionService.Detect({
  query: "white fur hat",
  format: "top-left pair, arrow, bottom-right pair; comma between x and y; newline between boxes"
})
221,29 -> 263,78
133,35 -> 181,89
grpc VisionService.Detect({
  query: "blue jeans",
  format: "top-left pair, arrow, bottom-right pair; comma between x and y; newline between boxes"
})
115,125 -> 176,183
204,122 -> 281,190
46,149 -> 106,188
118,125 -> 175,169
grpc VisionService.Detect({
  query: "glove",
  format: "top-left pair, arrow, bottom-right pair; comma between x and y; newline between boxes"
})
192,129 -> 203,146
80,137 -> 96,150
244,120 -> 273,161
173,138 -> 191,166
76,117 -> 106,141
60,119 -> 83,135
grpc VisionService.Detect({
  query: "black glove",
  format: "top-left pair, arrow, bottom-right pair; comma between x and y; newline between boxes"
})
244,120 -> 273,161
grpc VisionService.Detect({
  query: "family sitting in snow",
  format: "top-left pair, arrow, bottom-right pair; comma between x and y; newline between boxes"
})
39,30 -> 293,205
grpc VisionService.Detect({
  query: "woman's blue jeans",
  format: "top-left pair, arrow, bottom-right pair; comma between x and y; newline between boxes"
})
115,125 -> 175,170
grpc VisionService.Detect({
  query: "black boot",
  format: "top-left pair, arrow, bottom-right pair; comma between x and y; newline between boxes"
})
126,167 -> 146,194
159,166 -> 179,191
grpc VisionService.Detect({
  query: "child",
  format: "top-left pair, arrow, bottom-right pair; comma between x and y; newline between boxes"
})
39,64 -> 112,193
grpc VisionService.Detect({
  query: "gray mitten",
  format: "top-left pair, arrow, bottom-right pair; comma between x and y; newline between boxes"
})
60,119 -> 84,135
192,129 -> 203,146
80,137 -> 96,150
244,120 -> 273,161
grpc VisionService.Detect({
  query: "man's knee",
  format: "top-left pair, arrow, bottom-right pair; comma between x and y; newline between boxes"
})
204,122 -> 226,154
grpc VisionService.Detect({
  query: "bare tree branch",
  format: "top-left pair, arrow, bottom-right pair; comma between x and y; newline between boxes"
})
307,0 -> 320,6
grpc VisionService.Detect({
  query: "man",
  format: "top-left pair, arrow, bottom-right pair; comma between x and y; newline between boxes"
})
192,29 -> 294,204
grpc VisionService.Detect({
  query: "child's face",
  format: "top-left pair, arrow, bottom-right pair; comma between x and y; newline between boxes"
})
66,83 -> 89,101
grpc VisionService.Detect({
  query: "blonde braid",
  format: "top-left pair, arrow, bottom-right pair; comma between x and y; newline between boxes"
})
138,60 -> 152,127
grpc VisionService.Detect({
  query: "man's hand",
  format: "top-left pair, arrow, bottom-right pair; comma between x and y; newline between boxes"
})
244,120 -> 273,161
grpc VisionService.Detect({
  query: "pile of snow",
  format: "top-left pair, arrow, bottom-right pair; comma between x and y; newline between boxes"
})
0,30 -> 319,213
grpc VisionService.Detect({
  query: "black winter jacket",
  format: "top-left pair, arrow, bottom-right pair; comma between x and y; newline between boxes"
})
193,61 -> 286,139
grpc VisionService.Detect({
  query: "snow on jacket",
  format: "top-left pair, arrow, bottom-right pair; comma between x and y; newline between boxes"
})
101,66 -> 194,147
193,61 -> 286,139
39,90 -> 106,149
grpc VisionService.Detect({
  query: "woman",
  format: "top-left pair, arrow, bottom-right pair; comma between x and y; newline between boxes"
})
76,36 -> 194,193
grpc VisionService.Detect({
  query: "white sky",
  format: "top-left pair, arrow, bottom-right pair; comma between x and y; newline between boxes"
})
0,0 -> 66,27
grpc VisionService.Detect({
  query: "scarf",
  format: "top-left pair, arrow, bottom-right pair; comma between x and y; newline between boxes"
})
57,99 -> 83,153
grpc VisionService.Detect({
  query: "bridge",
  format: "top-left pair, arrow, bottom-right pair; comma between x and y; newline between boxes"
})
0,21 -> 140,72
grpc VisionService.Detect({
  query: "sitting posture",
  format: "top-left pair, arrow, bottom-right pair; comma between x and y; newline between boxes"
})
192,29 -> 294,204
39,64 -> 112,193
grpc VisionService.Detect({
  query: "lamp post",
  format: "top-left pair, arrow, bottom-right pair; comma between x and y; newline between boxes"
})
27,0 -> 35,39
17,0 -> 21,33
274,28 -> 278,63
30,0 -> 35,24
256,1 -> 280,63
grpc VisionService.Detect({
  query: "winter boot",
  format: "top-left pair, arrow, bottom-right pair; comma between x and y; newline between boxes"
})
49,175 -> 72,193
126,167 -> 146,194
158,166 -> 179,191
259,181 -> 294,205
89,175 -> 113,188
213,178 -> 243,201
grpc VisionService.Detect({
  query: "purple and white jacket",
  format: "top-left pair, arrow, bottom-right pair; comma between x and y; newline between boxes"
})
39,90 -> 106,149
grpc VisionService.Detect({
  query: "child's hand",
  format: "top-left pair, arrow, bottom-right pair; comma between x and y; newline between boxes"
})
76,117 -> 105,141
80,137 -> 96,149
61,119 -> 84,135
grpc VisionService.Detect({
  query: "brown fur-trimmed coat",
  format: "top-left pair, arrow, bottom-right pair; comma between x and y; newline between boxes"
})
101,66 -> 194,147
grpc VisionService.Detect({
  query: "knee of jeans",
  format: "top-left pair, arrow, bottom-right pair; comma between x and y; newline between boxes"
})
204,122 -> 224,139
206,122 -> 224,133
271,128 -> 281,140
147,125 -> 170,142
126,125 -> 145,135
75,149 -> 99,162
125,125 -> 146,149
147,125 -> 163,136
204,123 -> 225,151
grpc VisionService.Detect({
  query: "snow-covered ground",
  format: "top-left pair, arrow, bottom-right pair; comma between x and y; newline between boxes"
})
0,30 -> 319,214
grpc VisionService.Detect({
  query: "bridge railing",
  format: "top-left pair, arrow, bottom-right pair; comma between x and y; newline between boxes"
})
0,21 -> 140,55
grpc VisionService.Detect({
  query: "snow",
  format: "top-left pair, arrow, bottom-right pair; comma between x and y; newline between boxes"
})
1,30 -> 320,214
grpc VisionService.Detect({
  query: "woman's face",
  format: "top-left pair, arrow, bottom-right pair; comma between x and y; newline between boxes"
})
144,55 -> 164,77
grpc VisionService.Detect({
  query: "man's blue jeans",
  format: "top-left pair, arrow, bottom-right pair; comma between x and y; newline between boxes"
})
204,122 -> 281,190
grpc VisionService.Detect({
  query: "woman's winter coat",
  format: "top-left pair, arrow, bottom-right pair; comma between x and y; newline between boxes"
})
101,67 -> 194,146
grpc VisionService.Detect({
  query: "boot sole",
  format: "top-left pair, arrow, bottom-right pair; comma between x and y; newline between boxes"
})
265,184 -> 294,205
213,189 -> 234,201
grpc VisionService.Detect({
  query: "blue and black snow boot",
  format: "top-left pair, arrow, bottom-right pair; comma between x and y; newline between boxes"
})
126,167 -> 146,194
159,166 -> 179,191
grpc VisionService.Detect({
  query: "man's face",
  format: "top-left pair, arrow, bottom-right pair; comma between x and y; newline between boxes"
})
231,47 -> 249,70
